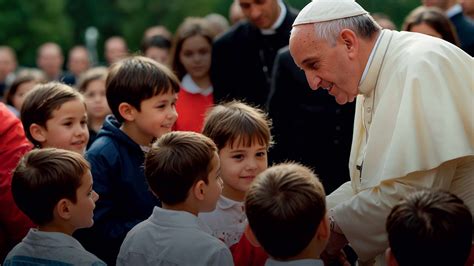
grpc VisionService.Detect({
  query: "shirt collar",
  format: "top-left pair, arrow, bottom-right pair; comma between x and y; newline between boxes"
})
181,74 -> 213,96
261,0 -> 286,35
217,195 -> 244,210
24,229 -> 85,249
446,4 -> 462,18
360,31 -> 383,85
150,206 -> 213,234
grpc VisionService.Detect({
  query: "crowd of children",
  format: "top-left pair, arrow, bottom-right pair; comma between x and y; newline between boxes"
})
0,1 -> 473,264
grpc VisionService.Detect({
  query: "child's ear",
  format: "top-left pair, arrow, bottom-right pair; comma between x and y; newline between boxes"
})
29,123 -> 47,143
317,213 -> 330,241
118,102 -> 136,122
193,180 -> 206,201
55,199 -> 72,220
244,225 -> 261,247
385,248 -> 399,266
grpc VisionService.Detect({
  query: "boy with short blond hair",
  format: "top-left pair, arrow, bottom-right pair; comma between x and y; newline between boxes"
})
4,148 -> 104,265
245,163 -> 329,265
76,56 -> 180,264
117,131 -> 233,265
199,100 -> 272,264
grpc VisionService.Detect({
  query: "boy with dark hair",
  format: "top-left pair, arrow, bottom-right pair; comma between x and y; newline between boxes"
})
245,162 -> 329,265
76,56 -> 180,264
385,189 -> 473,266
4,148 -> 104,265
117,131 -> 233,265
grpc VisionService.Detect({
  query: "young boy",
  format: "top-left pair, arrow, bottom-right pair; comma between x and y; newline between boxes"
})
199,101 -> 272,265
245,163 -> 329,265
117,131 -> 233,265
21,82 -> 89,155
3,148 -> 104,265
385,189 -> 473,266
76,56 -> 180,264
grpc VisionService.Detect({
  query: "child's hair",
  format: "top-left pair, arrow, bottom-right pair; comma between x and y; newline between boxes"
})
11,148 -> 90,225
170,17 -> 215,80
202,101 -> 272,150
106,56 -> 180,123
245,163 -> 326,260
76,66 -> 108,93
145,131 -> 218,205
5,69 -> 46,107
386,189 -> 472,266
20,82 -> 84,147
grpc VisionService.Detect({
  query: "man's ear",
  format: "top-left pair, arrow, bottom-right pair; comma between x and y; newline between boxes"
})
317,213 -> 330,241
385,247 -> 399,266
55,199 -> 72,220
339,29 -> 359,59
193,180 -> 206,201
118,102 -> 136,122
244,225 -> 261,247
29,123 -> 47,143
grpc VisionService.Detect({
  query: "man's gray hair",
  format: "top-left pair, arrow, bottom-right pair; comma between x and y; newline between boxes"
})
314,14 -> 381,46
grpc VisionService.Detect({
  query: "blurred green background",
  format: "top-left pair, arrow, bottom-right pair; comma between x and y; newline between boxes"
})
0,0 -> 421,67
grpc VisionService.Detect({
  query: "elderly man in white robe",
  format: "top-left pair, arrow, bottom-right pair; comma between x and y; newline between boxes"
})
289,0 -> 474,265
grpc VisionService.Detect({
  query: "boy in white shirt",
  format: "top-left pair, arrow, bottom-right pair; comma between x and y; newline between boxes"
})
4,148 -> 104,265
117,131 -> 233,266
245,163 -> 330,266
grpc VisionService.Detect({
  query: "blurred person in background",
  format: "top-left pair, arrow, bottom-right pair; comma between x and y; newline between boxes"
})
0,46 -> 18,99
404,6 -> 460,46
67,46 -> 91,85
104,36 -> 128,65
36,42 -> 74,84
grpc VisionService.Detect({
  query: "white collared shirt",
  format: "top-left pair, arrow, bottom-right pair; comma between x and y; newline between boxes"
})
181,74 -> 213,96
4,229 -> 105,265
199,195 -> 247,247
118,206 -> 233,266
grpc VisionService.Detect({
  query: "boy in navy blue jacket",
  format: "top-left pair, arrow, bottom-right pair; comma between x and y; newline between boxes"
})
75,56 -> 180,265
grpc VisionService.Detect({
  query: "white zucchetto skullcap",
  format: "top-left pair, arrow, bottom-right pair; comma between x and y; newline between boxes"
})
293,0 -> 368,26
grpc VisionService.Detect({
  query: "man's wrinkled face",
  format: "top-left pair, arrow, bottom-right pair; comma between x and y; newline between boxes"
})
239,0 -> 281,29
289,24 -> 360,105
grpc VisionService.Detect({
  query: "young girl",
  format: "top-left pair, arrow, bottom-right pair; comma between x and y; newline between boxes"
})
170,17 -> 215,132
5,69 -> 45,117
76,67 -> 111,149
199,101 -> 272,265
20,82 -> 89,155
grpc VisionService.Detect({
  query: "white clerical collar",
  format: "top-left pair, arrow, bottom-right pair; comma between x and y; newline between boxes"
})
446,4 -> 462,18
181,74 -> 213,96
261,0 -> 286,35
360,31 -> 384,85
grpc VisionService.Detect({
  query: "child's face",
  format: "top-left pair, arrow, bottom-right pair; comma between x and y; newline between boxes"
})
69,171 -> 99,230
83,79 -> 111,121
201,152 -> 224,212
179,35 -> 211,81
132,91 -> 178,144
38,99 -> 89,154
218,138 -> 268,201
12,81 -> 36,111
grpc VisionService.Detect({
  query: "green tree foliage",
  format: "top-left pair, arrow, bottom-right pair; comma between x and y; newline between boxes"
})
0,0 -> 419,67
0,0 -> 73,67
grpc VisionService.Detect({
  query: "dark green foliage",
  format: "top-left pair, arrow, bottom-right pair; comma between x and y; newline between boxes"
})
0,0 -> 419,67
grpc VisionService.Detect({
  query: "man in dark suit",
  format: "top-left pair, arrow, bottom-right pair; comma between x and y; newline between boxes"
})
211,0 -> 298,107
268,46 -> 356,194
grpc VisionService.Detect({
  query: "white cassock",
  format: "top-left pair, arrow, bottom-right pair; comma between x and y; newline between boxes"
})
327,29 -> 474,265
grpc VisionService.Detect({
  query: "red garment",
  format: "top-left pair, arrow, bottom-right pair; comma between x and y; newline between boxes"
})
0,103 -> 35,260
230,233 -> 268,266
174,89 -> 213,133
